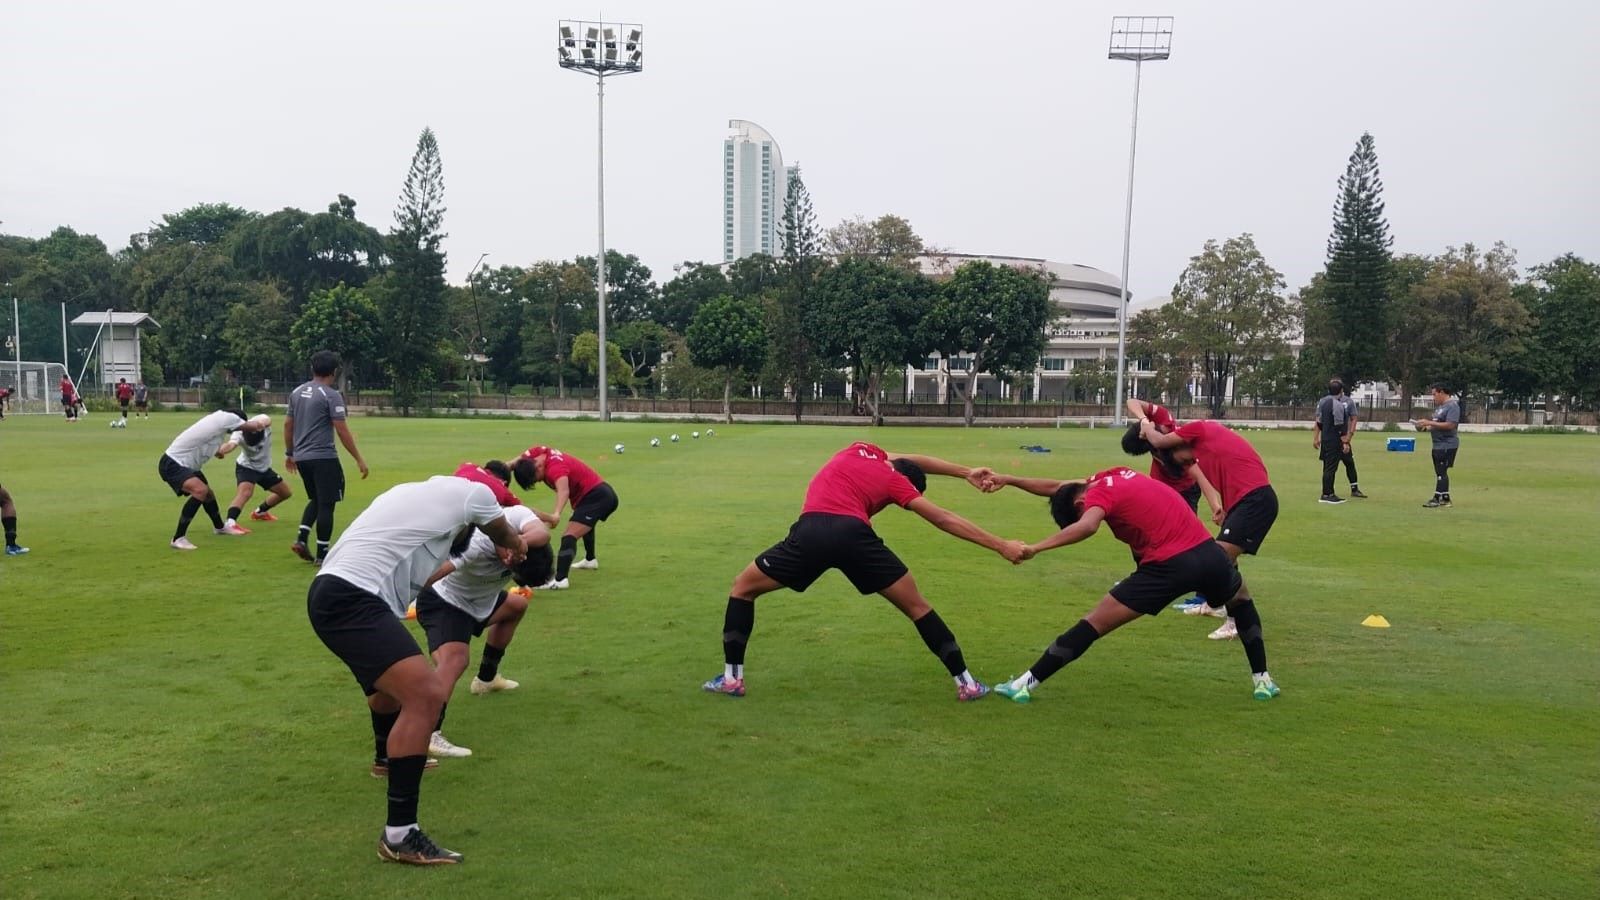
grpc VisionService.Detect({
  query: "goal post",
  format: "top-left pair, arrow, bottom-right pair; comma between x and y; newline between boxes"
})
0,361 -> 68,415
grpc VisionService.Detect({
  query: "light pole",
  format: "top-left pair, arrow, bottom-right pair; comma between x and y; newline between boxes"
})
1108,16 -> 1172,425
558,20 -> 643,422
465,252 -> 490,395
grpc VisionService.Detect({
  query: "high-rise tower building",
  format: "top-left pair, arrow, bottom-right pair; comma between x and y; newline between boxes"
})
723,119 -> 794,262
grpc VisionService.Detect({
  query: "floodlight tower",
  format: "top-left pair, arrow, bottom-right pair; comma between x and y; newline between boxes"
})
558,20 -> 643,422
1108,16 -> 1172,425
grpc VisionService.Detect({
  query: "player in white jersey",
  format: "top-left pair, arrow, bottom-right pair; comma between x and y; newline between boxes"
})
215,420 -> 293,531
307,476 -> 526,866
157,410 -> 268,550
413,505 -> 553,759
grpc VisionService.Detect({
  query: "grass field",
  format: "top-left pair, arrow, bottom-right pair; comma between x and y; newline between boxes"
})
1,413 -> 1596,899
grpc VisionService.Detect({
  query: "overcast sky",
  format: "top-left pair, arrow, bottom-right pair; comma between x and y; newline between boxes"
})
3,0 -> 1597,303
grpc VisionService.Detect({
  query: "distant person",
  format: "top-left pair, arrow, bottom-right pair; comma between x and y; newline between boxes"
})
285,350 -> 369,565
1,481 -> 27,555
1414,383 -> 1461,508
511,446 -> 618,589
133,380 -> 150,419
158,409 -> 266,549
307,475 -> 526,865
0,386 -> 12,419
1313,378 -> 1350,504
115,377 -> 134,425
59,374 -> 78,422
215,418 -> 293,530
699,441 -> 1024,702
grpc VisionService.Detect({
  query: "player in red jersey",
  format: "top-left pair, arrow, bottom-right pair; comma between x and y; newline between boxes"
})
701,441 -> 1026,702
1143,419 -> 1281,641
985,466 -> 1278,702
451,461 -> 521,508
511,446 -> 618,590
114,378 -> 135,425
1122,398 -> 1223,613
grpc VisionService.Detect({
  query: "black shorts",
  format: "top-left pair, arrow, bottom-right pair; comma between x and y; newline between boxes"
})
1110,540 -> 1243,616
1432,448 -> 1458,468
119,400 -> 130,413
415,585 -> 507,652
235,464 -> 284,490
570,482 -> 619,527
1217,485 -> 1278,556
135,400 -> 148,409
754,512 -> 909,595
297,457 -> 345,504
307,574 -> 422,695
158,454 -> 206,496
1179,483 -> 1201,513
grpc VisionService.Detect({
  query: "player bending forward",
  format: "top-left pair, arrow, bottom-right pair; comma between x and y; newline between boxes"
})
511,446 -> 618,589
216,418 -> 293,531
987,466 -> 1279,703
307,476 -> 526,865
702,441 -> 1025,702
157,410 -> 267,549
413,505 -> 553,759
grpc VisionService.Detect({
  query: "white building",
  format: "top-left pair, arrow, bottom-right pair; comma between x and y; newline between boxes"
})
723,119 -> 795,262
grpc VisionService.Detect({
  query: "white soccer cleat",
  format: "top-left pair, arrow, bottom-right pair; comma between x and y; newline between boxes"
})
571,558 -> 598,570
539,578 -> 570,590
1207,618 -> 1239,641
170,537 -> 199,551
1183,602 -> 1227,618
470,674 -> 520,695
428,731 -> 472,758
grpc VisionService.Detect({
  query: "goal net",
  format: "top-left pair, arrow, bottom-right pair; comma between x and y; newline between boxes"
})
0,361 -> 70,415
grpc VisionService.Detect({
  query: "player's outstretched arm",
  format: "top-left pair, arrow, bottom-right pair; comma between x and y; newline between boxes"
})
905,496 -> 1022,561
886,452 -> 992,490
988,473 -> 1078,498
1026,506 -> 1106,557
542,477 -> 570,526
1191,466 -> 1224,521
1143,420 -> 1184,449
332,420 -> 369,479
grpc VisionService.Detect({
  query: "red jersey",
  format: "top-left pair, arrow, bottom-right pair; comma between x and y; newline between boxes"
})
59,377 -> 75,398
115,382 -> 134,401
1081,466 -> 1212,564
520,446 -> 602,504
1135,401 -> 1193,492
801,442 -> 922,523
1172,420 -> 1271,512
452,462 -> 520,507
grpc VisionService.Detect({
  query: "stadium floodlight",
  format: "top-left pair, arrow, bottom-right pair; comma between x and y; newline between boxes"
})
557,20 -> 644,422
1107,16 -> 1173,425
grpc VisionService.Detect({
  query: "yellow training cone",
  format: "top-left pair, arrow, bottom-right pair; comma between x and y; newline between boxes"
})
1361,614 -> 1391,628
405,601 -> 417,621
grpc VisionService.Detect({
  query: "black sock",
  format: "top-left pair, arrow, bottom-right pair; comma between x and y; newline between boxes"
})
1228,598 -> 1268,675
385,755 -> 426,827
202,497 -> 224,529
2,515 -> 15,545
478,643 -> 506,682
226,506 -> 242,523
912,609 -> 969,678
256,502 -> 269,514
1029,619 -> 1101,684
298,502 -> 316,541
722,597 -> 755,666
556,535 -> 577,579
434,703 -> 448,733
175,498 -> 202,540
371,709 -> 399,762
582,531 -> 596,560
316,540 -> 330,561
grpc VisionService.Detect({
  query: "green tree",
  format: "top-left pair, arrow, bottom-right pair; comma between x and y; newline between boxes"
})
221,282 -> 295,381
128,242 -> 247,382
614,319 -> 673,389
772,167 -> 827,422
808,257 -> 933,425
1508,255 -> 1600,418
290,283 -> 381,393
823,214 -> 924,270
686,294 -> 768,422
518,260 -> 593,396
1310,133 -> 1393,385
1411,243 -> 1530,404
1148,234 -> 1294,417
921,260 -> 1051,425
569,330 -> 631,394
142,203 -> 257,249
230,195 -> 386,308
1382,253 -> 1436,414
577,251 -> 656,325
653,261 -> 728,334
378,127 -> 449,414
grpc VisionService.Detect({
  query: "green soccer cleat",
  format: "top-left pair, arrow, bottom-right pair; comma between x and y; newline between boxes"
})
1252,677 -> 1281,701
993,679 -> 1032,704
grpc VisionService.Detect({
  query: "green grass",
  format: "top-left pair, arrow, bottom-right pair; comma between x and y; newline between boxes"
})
2,414 -> 1597,899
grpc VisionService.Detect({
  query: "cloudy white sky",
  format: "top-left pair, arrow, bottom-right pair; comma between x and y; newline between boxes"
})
3,0 -> 1596,302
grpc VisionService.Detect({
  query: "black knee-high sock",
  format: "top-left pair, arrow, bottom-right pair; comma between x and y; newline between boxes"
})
556,535 -> 577,579
315,501 -> 335,558
477,643 -> 507,682
371,708 -> 399,762
912,609 -> 969,678
1029,619 -> 1101,684
202,497 -> 224,529
385,755 -> 425,827
722,598 -> 755,666
2,515 -> 16,545
1228,598 -> 1268,675
226,506 -> 242,523
434,703 -> 448,733
174,497 -> 202,540
582,530 -> 596,560
298,501 -> 316,541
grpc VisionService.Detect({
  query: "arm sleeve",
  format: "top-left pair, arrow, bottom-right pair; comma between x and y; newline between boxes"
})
888,472 -> 922,508
464,483 -> 505,526
1445,403 -> 1460,425
328,389 -> 348,421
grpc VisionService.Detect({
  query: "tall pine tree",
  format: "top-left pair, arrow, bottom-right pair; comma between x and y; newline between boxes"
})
772,166 -> 825,421
380,127 -> 449,414
1319,132 -> 1393,385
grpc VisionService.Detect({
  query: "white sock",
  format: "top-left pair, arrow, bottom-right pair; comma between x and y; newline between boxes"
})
953,670 -> 977,688
384,824 -> 417,843
225,518 -> 236,528
1011,672 -> 1039,691
1254,671 -> 1272,683
725,664 -> 744,681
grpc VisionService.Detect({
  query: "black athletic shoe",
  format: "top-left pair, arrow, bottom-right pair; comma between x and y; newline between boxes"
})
1350,488 -> 1368,499
290,541 -> 314,562
378,827 -> 463,865
1318,494 -> 1347,504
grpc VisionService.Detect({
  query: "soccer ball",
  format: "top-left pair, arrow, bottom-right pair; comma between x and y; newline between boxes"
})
670,433 -> 680,442
110,419 -> 125,429
614,443 -> 625,454
650,437 -> 660,447
692,431 -> 700,439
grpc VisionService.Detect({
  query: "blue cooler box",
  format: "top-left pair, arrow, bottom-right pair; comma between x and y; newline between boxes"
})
1386,437 -> 1416,452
